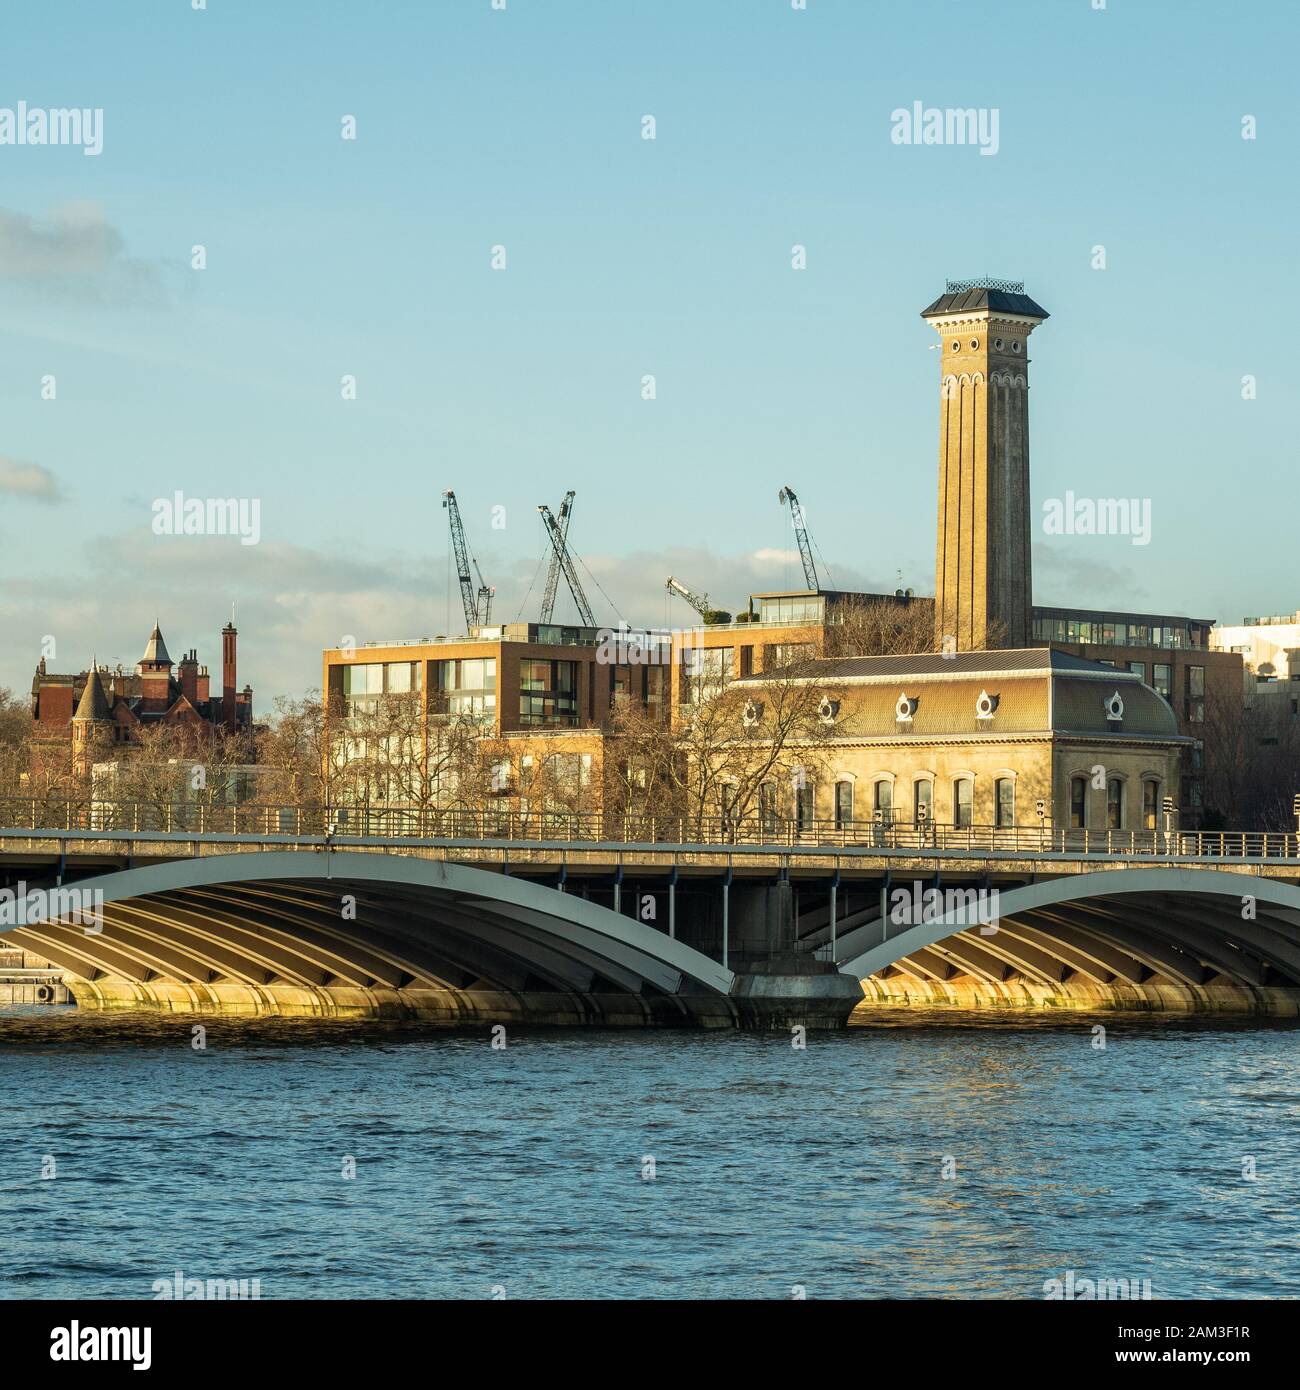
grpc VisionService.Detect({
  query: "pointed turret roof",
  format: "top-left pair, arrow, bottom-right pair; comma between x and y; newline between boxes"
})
73,665 -> 112,722
141,622 -> 172,667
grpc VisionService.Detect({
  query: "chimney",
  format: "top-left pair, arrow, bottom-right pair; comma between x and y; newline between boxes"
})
179,649 -> 199,705
222,623 -> 237,732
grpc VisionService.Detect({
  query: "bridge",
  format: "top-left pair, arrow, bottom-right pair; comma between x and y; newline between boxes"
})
4,802 -> 1300,1024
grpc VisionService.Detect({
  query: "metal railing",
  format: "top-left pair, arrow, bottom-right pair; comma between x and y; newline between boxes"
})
0,799 -> 1297,859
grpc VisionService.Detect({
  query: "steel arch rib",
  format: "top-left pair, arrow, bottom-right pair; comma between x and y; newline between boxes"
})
838,868 -> 1300,983
0,850 -> 734,996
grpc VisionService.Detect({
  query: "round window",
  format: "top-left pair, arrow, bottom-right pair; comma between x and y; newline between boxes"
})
993,337 -> 1004,351
950,340 -> 960,352
970,339 -> 980,351
1011,340 -> 1021,353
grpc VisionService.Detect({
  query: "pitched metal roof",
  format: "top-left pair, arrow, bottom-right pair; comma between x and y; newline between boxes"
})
72,667 -> 111,722
141,623 -> 172,667
921,287 -> 1049,320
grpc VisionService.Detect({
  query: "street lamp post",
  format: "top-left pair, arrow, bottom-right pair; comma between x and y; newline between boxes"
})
1162,796 -> 1176,856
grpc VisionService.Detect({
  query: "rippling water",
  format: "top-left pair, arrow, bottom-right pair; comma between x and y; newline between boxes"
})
1,1007 -> 1297,1299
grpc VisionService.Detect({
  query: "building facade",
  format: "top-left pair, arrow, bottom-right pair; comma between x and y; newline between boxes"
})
730,648 -> 1187,834
31,622 -> 252,777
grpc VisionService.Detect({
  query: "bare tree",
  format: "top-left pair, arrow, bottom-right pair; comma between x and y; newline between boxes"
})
1201,684 -> 1300,831
821,595 -> 936,659
676,669 -> 838,833
602,700 -> 685,828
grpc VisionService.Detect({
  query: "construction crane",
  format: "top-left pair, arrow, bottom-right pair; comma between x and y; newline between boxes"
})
540,490 -> 576,623
537,503 -> 596,626
665,575 -> 711,619
441,489 -> 494,633
778,485 -> 820,590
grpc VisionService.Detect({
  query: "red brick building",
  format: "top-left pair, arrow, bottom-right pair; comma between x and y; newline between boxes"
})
32,621 -> 252,775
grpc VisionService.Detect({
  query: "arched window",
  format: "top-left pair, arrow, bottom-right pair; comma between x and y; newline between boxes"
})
914,778 -> 933,826
953,778 -> 973,828
834,780 -> 854,830
1142,779 -> 1160,831
1106,777 -> 1124,830
1070,776 -> 1088,829
873,779 -> 893,825
995,777 -> 1015,828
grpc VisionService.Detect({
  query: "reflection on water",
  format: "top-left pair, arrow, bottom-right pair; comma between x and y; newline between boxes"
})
1,1008 -> 1297,1299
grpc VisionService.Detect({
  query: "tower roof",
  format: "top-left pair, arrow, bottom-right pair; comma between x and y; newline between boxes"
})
73,666 -> 112,722
922,280 -> 1048,320
141,623 -> 172,667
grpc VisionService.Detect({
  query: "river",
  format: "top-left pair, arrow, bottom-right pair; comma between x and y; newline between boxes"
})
2,1008 -> 1297,1299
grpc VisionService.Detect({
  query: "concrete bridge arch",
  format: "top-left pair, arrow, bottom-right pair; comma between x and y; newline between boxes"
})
839,867 -> 1300,1013
1,850 -> 739,1025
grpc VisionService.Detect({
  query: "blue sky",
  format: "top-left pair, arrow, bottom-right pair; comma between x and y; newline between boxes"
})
0,0 -> 1295,703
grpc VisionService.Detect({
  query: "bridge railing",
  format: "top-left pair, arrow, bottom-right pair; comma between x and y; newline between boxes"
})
0,799 -> 1298,859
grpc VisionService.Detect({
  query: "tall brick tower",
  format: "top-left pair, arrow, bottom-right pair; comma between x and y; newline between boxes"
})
221,622 -> 237,732
921,278 -> 1048,651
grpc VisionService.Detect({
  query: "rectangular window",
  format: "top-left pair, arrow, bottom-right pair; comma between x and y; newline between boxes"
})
770,642 -> 815,669
1106,777 -> 1123,830
433,658 -> 497,720
1070,776 -> 1087,829
646,665 -> 667,723
995,778 -> 1015,829
517,660 -> 578,726
834,781 -> 853,830
683,647 -> 733,705
954,779 -> 972,829
1143,780 -> 1159,831
1187,664 -> 1205,722
795,784 -> 814,830
1153,663 -> 1172,701
1128,661 -> 1147,683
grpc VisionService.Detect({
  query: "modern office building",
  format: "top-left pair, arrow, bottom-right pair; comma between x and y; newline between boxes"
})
1211,612 -> 1300,692
322,621 -> 673,810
